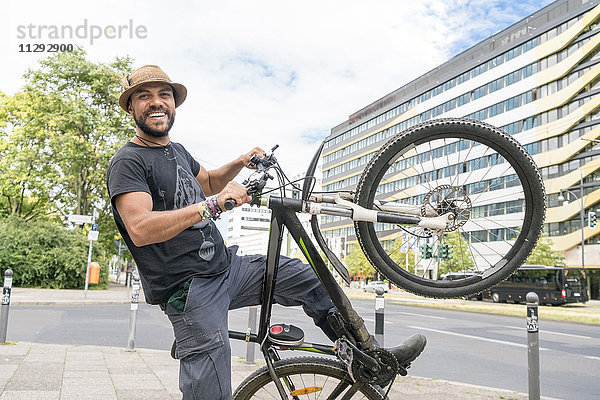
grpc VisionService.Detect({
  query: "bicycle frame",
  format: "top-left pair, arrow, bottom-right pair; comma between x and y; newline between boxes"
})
228,195 -> 388,398
227,144 -> 426,398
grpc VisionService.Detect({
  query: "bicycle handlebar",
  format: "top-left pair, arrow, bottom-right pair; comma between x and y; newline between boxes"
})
222,146 -> 278,211
223,199 -> 237,210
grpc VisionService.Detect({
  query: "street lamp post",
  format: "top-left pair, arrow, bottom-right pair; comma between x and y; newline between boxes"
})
558,174 -> 586,271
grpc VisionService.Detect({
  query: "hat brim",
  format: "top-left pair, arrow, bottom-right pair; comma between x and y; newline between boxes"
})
119,82 -> 187,113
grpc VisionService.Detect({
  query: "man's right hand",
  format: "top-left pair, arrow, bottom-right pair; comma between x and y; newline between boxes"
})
216,181 -> 251,211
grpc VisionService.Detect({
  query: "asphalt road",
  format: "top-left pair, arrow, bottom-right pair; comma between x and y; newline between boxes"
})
7,299 -> 599,399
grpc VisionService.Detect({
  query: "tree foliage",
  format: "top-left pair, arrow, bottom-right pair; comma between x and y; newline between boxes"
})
437,231 -> 475,277
0,49 -> 136,262
344,243 -> 375,278
0,217 -> 108,288
0,49 -> 133,224
525,234 -> 566,266
387,237 -> 416,274
0,50 -> 137,287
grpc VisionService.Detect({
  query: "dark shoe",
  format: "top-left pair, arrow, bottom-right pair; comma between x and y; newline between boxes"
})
388,333 -> 426,366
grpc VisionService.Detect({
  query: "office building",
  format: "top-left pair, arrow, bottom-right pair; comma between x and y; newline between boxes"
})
321,0 -> 600,298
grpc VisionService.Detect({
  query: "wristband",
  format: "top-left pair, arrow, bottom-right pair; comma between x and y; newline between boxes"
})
208,197 -> 223,219
197,201 -> 214,220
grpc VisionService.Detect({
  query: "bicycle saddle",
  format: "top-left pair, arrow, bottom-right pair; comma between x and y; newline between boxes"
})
268,323 -> 305,346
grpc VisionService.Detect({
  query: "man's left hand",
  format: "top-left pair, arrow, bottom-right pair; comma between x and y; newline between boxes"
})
241,147 -> 265,169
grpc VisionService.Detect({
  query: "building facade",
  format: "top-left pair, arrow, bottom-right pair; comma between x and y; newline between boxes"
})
321,0 -> 600,298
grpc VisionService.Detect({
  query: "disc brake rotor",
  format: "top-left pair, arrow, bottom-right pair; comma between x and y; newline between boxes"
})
421,185 -> 471,232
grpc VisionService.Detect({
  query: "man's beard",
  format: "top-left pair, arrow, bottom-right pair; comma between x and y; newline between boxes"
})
133,107 -> 175,137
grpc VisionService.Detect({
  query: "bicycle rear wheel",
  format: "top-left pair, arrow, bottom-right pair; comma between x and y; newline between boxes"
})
233,357 -> 385,400
354,118 -> 545,298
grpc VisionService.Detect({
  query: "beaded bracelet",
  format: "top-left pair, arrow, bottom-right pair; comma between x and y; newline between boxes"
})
207,197 -> 222,218
197,198 -> 223,221
197,201 -> 214,221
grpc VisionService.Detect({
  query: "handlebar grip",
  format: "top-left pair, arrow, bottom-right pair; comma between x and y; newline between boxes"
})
224,199 -> 237,210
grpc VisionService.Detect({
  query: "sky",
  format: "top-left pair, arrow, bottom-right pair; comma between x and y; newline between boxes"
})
2,0 -> 556,180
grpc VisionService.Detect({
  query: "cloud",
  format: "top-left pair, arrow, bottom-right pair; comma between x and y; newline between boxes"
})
1,0 -> 556,176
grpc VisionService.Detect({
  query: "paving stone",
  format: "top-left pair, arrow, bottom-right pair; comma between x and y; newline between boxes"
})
62,370 -> 110,379
60,383 -> 116,397
64,360 -> 106,371
60,392 -> 117,400
116,389 -> 174,399
0,343 -> 30,357
110,374 -> 165,391
0,390 -> 60,399
5,362 -> 63,391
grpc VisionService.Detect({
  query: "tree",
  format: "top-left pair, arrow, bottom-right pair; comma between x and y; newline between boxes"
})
437,231 -> 475,277
344,243 -> 375,279
0,50 -> 134,224
525,233 -> 566,266
387,236 -> 416,274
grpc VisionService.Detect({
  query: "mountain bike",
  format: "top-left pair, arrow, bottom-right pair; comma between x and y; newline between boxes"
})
224,117 -> 546,399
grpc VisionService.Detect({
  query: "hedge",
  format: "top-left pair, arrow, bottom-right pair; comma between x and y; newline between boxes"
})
0,217 -> 108,289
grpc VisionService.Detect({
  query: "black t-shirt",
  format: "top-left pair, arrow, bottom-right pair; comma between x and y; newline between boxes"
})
106,141 -> 230,304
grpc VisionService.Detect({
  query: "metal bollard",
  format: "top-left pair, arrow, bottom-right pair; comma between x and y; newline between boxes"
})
126,270 -> 141,352
245,306 -> 258,364
0,269 -> 13,344
375,287 -> 385,347
526,292 -> 540,400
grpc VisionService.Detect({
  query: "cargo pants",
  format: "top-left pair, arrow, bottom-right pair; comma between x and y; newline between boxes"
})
162,248 -> 337,400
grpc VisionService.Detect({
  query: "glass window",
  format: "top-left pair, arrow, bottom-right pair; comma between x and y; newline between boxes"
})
504,70 -> 520,86
470,64 -> 487,79
488,103 -> 502,117
444,79 -> 456,91
504,47 -> 520,62
488,78 -> 502,94
456,93 -> 469,107
471,86 -> 486,100
457,71 -> 470,85
487,55 -> 503,70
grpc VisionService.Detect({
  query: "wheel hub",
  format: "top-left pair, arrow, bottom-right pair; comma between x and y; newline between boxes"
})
421,185 -> 471,232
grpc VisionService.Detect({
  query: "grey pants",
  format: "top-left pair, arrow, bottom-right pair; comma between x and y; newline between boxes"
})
163,249 -> 336,400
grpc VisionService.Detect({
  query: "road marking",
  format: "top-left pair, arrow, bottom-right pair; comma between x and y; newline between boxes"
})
363,318 -> 393,324
390,311 -> 446,320
585,356 -> 600,361
502,325 -> 593,339
408,325 -> 548,350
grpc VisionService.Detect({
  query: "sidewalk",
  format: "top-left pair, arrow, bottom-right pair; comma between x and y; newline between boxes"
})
8,283 -> 136,306
0,342 -> 546,400
0,285 -> 561,399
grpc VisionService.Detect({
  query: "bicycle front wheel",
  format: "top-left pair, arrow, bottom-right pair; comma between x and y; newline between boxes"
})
354,118 -> 546,298
233,357 -> 385,400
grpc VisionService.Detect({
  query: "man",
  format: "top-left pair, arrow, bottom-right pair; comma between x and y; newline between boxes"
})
107,65 -> 426,399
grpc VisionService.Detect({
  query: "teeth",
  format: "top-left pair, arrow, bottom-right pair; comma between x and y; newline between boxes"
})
148,112 -> 165,117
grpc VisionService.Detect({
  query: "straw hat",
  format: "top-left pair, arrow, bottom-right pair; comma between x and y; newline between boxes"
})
118,65 -> 187,112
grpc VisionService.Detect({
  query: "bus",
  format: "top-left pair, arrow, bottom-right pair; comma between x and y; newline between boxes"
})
482,265 -> 588,305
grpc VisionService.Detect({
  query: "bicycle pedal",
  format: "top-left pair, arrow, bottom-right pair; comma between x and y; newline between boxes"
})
268,323 -> 305,346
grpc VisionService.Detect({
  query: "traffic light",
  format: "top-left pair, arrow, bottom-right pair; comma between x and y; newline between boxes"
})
419,244 -> 433,259
438,244 -> 453,260
589,211 -> 597,229
438,244 -> 448,259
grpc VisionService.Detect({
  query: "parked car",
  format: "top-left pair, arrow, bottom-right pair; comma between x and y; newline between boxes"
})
363,281 -> 388,293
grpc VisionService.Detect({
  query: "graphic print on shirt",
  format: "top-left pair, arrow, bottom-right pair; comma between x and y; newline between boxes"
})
174,164 -> 216,262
